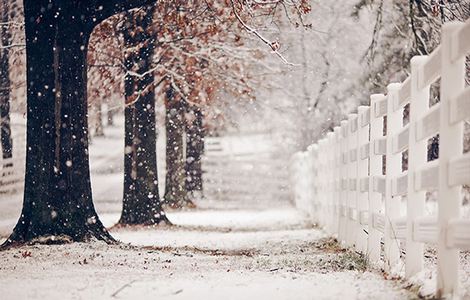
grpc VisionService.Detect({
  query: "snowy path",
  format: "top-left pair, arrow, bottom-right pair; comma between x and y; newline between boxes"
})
0,208 -> 415,300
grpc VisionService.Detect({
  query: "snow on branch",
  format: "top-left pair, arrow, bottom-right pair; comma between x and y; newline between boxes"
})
229,0 -> 299,66
0,42 -> 25,49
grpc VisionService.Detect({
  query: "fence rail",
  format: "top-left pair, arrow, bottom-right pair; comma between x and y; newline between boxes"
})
291,20 -> 470,298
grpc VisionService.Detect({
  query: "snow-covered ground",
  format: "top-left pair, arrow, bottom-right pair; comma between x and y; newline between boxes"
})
0,208 -> 416,300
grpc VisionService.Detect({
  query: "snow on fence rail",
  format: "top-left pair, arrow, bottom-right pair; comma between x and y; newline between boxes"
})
291,20 -> 470,297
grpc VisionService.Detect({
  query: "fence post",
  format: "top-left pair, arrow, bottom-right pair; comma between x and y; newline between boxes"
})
339,120 -> 349,244
357,106 -> 370,254
318,139 -> 326,227
319,138 -> 327,230
334,126 -> 342,236
313,142 -> 320,225
310,144 -> 319,223
437,22 -> 465,298
406,57 -> 429,278
326,132 -> 335,234
368,94 -> 385,263
348,114 -> 359,248
384,84 -> 403,272
305,145 -> 313,220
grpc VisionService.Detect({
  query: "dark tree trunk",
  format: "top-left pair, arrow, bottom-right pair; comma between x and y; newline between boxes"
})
164,87 -> 187,208
119,6 -> 168,225
2,0 -> 155,248
94,101 -> 104,137
0,0 -> 13,168
185,105 -> 204,198
107,108 -> 114,126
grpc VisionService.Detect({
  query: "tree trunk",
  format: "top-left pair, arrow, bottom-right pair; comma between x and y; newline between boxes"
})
107,108 -> 114,126
119,6 -> 168,225
0,0 -> 13,168
164,87 -> 187,208
94,101 -> 105,137
185,105 -> 204,200
3,0 -> 155,248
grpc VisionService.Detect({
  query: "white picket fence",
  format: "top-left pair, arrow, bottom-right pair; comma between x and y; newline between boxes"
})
291,20 -> 470,297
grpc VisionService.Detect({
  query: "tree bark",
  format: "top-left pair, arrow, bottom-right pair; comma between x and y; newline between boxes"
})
185,105 -> 204,198
93,101 -> 105,137
3,0 -> 155,248
107,108 -> 114,126
119,6 -> 169,225
164,87 -> 187,208
0,0 -> 13,168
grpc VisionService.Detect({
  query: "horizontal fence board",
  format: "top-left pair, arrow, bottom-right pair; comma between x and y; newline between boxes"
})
360,107 -> 370,127
393,125 -> 410,154
359,177 -> 369,192
341,205 -> 347,217
342,152 -> 348,164
374,138 -> 387,155
351,117 -> 358,133
341,178 -> 348,191
414,160 -> 439,191
448,152 -> 470,186
359,210 -> 368,225
396,77 -> 411,110
449,86 -> 470,125
372,213 -> 385,233
447,218 -> 470,249
392,216 -> 407,240
341,124 -> 349,137
373,176 -> 386,195
419,46 -> 442,89
374,96 -> 388,118
392,172 -> 408,196
349,178 -> 357,191
416,104 -> 440,142
413,216 -> 437,244
349,207 -> 357,221
359,142 -> 370,160
350,149 -> 357,162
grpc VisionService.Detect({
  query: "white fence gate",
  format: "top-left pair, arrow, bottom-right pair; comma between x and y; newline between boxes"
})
291,20 -> 470,298
203,134 -> 291,207
0,114 -> 26,194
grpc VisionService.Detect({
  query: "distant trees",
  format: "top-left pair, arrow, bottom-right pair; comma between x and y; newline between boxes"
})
119,6 -> 169,225
88,15 -> 124,138
86,1 -> 308,214
185,105 -> 204,200
351,0 -> 470,160
164,87 -> 188,207
153,0 -> 285,208
353,0 -> 469,94
87,0 -> 295,209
